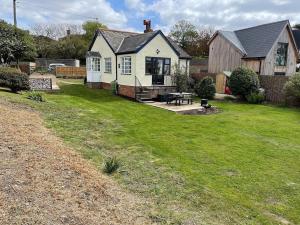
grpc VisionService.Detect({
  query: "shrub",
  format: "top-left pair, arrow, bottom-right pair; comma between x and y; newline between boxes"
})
172,65 -> 188,92
246,91 -> 265,104
0,67 -> 30,93
284,73 -> 300,104
27,91 -> 46,102
228,67 -> 260,99
103,157 -> 120,174
195,76 -> 216,99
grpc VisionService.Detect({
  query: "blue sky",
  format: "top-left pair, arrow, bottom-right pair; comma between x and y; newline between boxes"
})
1,0 -> 300,34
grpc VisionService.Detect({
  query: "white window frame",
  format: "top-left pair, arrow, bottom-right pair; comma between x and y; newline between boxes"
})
104,57 -> 112,73
87,57 -> 101,72
121,56 -> 132,75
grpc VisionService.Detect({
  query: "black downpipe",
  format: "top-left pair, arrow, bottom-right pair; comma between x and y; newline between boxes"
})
115,55 -> 118,94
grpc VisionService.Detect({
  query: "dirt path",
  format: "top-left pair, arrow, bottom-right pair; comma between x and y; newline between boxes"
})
0,100 -> 152,225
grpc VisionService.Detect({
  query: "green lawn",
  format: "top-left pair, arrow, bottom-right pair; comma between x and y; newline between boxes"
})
1,82 -> 300,224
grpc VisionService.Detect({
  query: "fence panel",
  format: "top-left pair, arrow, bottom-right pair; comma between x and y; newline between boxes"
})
56,66 -> 86,78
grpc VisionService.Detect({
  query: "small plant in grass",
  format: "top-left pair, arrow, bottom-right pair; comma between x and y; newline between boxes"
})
27,91 -> 46,102
103,157 -> 120,174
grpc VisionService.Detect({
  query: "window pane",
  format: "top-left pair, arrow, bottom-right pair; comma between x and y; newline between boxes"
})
164,64 -> 170,75
276,43 -> 288,66
165,59 -> 170,65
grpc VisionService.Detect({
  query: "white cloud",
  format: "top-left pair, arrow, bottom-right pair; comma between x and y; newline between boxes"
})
0,0 -> 128,30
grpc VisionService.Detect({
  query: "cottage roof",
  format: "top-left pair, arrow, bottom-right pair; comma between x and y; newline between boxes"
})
292,29 -> 300,51
89,29 -> 191,59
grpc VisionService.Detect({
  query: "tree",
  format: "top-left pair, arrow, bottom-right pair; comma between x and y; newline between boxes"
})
294,24 -> 300,30
83,21 -> 107,41
169,20 -> 198,51
0,20 -> 36,64
195,76 -> 216,99
31,23 -> 83,40
168,20 -> 214,57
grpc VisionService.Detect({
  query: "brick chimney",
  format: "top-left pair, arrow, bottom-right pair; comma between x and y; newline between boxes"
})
143,20 -> 153,33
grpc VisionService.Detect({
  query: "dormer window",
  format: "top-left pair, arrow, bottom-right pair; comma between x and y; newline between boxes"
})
275,43 -> 288,66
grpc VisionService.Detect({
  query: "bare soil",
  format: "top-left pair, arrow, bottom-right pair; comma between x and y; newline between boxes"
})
0,100 -> 152,225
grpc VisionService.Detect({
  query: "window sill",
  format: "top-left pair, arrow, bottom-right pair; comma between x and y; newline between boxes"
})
104,72 -> 112,74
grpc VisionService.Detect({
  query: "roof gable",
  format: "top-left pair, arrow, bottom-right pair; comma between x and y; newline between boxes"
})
235,20 -> 289,58
219,31 -> 246,55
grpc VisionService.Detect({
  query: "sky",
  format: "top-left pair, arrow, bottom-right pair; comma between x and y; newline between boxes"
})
1,0 -> 300,34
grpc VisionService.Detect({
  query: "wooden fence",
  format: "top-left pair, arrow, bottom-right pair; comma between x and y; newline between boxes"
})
259,75 -> 289,104
56,66 -> 86,78
191,72 -> 216,82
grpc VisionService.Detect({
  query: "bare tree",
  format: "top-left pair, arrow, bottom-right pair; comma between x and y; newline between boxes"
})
31,23 -> 83,40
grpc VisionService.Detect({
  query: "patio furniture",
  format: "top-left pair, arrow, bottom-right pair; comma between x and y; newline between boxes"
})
181,93 -> 193,105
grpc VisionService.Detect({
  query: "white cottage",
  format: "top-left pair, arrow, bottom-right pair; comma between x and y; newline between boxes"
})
86,20 -> 191,100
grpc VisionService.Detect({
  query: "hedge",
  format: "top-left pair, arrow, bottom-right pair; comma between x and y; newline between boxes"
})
0,67 -> 30,92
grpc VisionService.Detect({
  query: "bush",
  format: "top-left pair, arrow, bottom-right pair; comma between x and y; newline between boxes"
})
195,76 -> 216,99
103,157 -> 120,174
27,91 -> 46,102
246,92 -> 265,104
0,67 -> 30,93
228,67 -> 260,99
284,73 -> 300,104
172,65 -> 188,92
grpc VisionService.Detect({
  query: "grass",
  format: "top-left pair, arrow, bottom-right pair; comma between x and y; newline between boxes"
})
1,81 -> 300,224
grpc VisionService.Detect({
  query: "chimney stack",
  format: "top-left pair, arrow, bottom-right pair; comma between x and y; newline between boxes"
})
143,20 -> 153,33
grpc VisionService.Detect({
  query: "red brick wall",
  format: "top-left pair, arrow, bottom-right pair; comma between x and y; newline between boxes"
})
86,82 -> 101,89
118,85 -> 135,98
100,82 -> 112,90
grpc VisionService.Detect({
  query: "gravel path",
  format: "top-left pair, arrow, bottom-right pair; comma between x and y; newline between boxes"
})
0,100 -> 152,225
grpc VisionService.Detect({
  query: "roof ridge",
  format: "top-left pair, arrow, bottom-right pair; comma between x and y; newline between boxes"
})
98,28 -> 140,34
235,20 -> 289,32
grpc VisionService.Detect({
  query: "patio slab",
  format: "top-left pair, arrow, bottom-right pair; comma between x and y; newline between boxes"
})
145,101 -> 204,113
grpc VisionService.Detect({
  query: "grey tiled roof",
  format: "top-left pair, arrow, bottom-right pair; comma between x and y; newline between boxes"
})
99,29 -> 136,52
217,20 -> 290,58
167,37 -> 192,59
293,29 -> 300,51
93,29 -> 191,58
86,51 -> 101,57
117,31 -> 158,53
219,31 -> 246,54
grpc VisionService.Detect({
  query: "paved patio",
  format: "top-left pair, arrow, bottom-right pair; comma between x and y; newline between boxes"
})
145,101 -> 204,113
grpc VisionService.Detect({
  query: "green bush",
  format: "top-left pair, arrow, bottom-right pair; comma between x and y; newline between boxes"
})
0,67 -> 30,93
284,73 -> 300,104
103,157 -> 120,174
246,92 -> 265,104
27,91 -> 46,102
228,67 -> 260,99
195,76 -> 216,99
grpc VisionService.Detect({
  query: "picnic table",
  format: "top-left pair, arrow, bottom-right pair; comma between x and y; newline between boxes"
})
166,92 -> 193,105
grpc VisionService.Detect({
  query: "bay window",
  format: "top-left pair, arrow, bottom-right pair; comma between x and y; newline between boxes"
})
87,57 -> 100,72
121,56 -> 131,75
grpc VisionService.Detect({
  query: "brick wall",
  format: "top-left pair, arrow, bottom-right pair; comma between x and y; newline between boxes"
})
118,85 -> 135,98
100,82 -> 112,90
259,75 -> 289,104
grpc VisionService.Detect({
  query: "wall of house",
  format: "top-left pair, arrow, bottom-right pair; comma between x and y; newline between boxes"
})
90,35 -> 116,84
135,33 -> 180,87
262,26 -> 297,76
179,59 -> 190,75
116,53 -> 136,86
208,35 -> 243,73
241,60 -> 261,73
